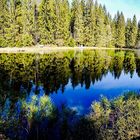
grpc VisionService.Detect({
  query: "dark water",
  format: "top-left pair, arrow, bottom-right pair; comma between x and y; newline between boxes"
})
0,49 -> 140,115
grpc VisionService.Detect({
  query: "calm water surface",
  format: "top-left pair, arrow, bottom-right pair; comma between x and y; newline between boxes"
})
0,49 -> 140,114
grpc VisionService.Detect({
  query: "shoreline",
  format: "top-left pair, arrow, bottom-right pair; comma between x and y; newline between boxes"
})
0,46 -> 137,53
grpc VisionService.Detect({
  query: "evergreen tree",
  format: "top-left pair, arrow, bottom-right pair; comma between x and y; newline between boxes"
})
83,0 -> 95,46
94,3 -> 106,47
21,0 -> 34,46
131,15 -> 137,48
55,0 -> 70,46
116,12 -> 125,47
136,21 -> 140,48
125,15 -> 137,48
71,0 -> 84,46
38,0 -> 56,45
4,0 -> 19,47
111,15 -> 117,46
125,18 -> 132,47
104,11 -> 112,47
4,0 -> 25,47
0,0 -> 9,47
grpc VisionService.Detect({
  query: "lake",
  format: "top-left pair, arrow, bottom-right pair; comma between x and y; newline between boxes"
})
0,49 -> 140,115
1,49 -> 140,139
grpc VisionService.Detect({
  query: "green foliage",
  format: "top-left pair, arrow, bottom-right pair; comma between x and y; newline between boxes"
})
94,4 -> 106,47
83,0 -> 95,46
116,12 -> 125,47
67,37 -> 76,47
0,0 -> 139,48
136,21 -> 140,48
38,0 -> 56,44
125,18 -> 132,47
131,15 -> 138,48
1,50 -> 140,95
125,16 -> 138,48
71,0 -> 84,45
22,95 -> 54,121
0,94 -> 55,132
88,92 -> 140,140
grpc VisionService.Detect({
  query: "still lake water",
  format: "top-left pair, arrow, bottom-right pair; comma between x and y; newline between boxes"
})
0,49 -> 140,115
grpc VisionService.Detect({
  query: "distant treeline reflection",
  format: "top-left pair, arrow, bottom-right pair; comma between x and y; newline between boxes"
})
0,50 -> 140,97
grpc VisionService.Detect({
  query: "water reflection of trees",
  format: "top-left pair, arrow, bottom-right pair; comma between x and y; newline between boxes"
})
0,50 -> 140,139
0,50 -> 139,98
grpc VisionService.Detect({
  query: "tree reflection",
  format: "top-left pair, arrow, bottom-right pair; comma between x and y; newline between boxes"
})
0,50 -> 139,99
0,50 -> 140,139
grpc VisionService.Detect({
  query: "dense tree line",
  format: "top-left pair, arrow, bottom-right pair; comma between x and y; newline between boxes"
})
0,0 -> 140,48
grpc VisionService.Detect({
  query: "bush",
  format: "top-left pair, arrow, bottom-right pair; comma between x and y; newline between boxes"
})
88,92 -> 140,140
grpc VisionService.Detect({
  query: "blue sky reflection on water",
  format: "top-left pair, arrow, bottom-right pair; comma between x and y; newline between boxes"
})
50,70 -> 140,115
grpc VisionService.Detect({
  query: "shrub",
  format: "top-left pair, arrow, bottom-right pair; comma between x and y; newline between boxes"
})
88,92 -> 140,140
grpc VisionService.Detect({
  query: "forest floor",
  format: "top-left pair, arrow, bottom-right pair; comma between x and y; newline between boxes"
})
0,46 -> 136,53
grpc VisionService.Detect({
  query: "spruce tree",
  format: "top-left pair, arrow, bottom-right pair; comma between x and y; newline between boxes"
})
71,0 -> 84,46
38,0 -> 56,45
55,0 -> 70,46
104,11 -> 112,47
94,4 -> 106,47
83,0 -> 95,46
125,18 -> 132,47
4,0 -> 24,47
111,16 -> 117,47
4,0 -> 17,47
0,0 -> 9,47
21,0 -> 34,47
116,12 -> 125,47
131,15 -> 137,48
136,21 -> 140,48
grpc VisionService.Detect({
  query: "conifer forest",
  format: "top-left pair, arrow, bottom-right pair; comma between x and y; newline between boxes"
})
0,0 -> 140,48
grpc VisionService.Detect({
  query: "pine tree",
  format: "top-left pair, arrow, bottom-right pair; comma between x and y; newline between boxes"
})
21,0 -> 34,46
0,0 -> 9,47
71,0 -> 84,46
125,18 -> 132,47
4,0 -> 24,47
116,12 -> 125,47
104,10 -> 113,47
38,0 -> 56,45
125,15 -> 137,48
111,15 -> 117,47
136,21 -> 140,48
83,0 -> 95,46
131,15 -> 137,48
55,0 -> 70,46
94,3 -> 106,47
4,0 -> 17,47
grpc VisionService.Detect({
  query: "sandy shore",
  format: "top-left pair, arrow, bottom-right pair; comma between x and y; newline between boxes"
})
0,46 -> 135,53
